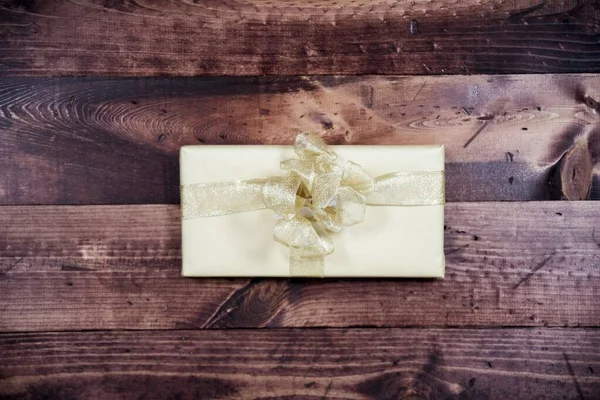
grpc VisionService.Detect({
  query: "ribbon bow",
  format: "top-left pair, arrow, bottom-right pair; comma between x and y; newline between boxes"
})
181,133 -> 444,277
264,133 -> 377,275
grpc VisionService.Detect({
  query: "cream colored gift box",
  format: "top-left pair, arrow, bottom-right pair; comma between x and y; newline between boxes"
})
180,144 -> 445,278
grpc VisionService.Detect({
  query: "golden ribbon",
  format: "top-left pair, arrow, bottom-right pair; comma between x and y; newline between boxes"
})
181,133 -> 444,277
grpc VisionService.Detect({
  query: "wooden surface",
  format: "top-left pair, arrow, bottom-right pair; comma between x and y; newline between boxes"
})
1,202 -> 599,332
1,329 -> 599,399
1,74 -> 599,205
2,0 -> 600,398
1,0 -> 600,76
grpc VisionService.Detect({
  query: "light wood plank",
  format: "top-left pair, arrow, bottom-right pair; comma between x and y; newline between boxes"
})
1,202 -> 599,331
1,75 -> 598,204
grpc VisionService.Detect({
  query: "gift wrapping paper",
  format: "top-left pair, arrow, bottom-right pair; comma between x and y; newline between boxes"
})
181,137 -> 445,278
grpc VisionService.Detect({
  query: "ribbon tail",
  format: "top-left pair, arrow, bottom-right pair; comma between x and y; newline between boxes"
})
367,170 -> 445,206
181,179 -> 267,219
289,248 -> 325,277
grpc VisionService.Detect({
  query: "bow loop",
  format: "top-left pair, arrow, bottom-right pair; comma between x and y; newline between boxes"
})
280,159 -> 315,191
263,176 -> 300,215
273,216 -> 334,258
311,169 -> 343,209
294,132 -> 337,163
334,186 -> 367,226
342,161 -> 375,194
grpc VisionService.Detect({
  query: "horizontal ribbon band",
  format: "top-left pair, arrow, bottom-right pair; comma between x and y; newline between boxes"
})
181,171 -> 444,219
181,133 -> 444,277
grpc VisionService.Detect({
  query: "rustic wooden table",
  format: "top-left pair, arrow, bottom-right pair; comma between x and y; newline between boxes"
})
1,1 -> 600,399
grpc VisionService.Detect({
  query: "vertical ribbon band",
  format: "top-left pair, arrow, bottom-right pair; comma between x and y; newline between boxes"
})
181,133 -> 444,277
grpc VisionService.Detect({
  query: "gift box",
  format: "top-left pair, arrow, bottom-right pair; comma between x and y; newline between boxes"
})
180,134 -> 445,278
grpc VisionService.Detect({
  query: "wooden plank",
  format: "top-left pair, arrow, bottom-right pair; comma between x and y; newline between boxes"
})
1,75 -> 599,205
1,0 -> 599,76
1,329 -> 599,399
1,202 -> 599,332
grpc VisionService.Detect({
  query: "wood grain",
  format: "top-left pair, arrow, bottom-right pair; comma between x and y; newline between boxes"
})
1,329 -> 599,399
1,202 -> 599,332
1,0 -> 599,76
1,74 -> 599,205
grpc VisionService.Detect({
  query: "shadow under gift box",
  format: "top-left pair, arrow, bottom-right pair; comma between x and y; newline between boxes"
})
180,144 -> 445,278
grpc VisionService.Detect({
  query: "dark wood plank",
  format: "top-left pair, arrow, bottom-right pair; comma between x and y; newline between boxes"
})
1,0 -> 599,76
1,202 -> 599,331
1,329 -> 599,399
1,74 -> 599,205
